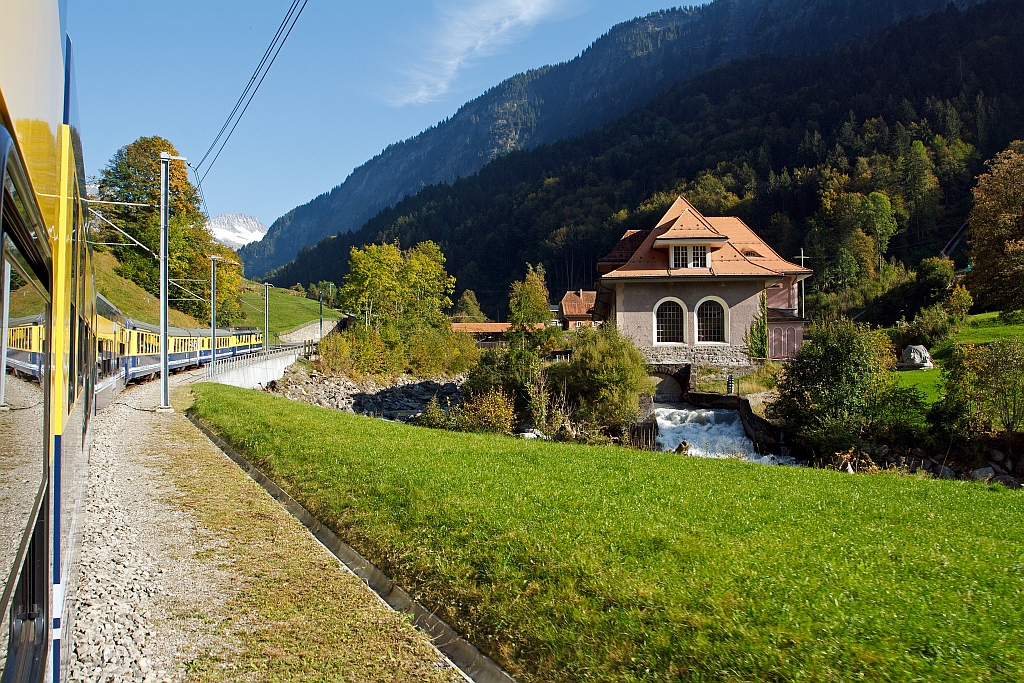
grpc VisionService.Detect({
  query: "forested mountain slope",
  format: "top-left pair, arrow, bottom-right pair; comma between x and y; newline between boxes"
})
242,0 -> 982,277
269,0 -> 1024,318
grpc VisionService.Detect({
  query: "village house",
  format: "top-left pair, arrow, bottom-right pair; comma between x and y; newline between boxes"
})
593,196 -> 812,365
558,289 -> 597,329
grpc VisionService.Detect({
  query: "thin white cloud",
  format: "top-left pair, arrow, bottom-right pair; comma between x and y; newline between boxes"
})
388,0 -> 569,106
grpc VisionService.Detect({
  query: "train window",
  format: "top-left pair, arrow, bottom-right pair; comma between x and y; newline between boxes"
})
0,226 -> 51,646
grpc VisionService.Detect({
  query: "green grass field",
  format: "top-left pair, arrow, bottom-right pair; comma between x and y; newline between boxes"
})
895,367 -> 943,403
235,286 -> 340,340
955,311 -> 1024,345
897,312 -> 1024,404
191,383 -> 1024,682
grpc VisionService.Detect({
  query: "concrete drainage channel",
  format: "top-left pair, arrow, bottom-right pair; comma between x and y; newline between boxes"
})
187,415 -> 518,683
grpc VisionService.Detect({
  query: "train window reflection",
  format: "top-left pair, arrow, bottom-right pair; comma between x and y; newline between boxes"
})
0,232 -> 49,625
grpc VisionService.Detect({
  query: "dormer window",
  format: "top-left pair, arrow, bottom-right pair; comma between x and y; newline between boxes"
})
691,245 -> 707,268
743,250 -> 761,258
672,245 -> 688,269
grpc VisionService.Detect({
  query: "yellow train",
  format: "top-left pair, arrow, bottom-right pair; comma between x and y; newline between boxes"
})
0,3 -> 258,680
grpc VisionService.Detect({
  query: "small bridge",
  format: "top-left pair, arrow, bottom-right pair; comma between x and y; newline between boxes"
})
204,343 -> 312,390
648,364 -> 691,402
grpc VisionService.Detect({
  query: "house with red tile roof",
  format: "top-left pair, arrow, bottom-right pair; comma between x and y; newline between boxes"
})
559,289 -> 597,329
594,196 -> 812,365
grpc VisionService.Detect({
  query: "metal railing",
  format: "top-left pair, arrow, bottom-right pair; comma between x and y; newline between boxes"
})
205,341 -> 314,380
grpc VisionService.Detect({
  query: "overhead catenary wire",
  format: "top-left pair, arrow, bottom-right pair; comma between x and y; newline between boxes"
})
89,208 -> 158,258
194,0 -> 301,170
195,0 -> 309,183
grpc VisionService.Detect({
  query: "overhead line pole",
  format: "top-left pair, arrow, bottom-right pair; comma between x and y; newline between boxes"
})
210,255 -> 220,377
158,151 -> 185,413
794,248 -> 807,319
264,282 -> 274,353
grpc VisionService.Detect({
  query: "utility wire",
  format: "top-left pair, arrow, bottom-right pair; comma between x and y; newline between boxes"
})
187,162 -> 211,219
89,209 -> 158,259
195,0 -> 300,170
195,0 -> 309,183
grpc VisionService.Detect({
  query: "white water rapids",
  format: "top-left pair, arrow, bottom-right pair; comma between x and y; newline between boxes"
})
653,406 -> 795,465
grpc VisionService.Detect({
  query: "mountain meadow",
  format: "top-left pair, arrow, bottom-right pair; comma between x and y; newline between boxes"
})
267,0 -> 1024,320
191,383 -> 1024,682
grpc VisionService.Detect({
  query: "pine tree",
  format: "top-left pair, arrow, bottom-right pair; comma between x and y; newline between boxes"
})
452,290 -> 488,322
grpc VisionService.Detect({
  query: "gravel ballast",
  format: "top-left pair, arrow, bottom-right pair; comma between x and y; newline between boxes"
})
68,373 -> 459,682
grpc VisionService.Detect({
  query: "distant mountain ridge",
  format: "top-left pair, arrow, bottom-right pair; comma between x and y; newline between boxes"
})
208,213 -> 268,250
241,0 -> 984,278
266,0 -> 1024,316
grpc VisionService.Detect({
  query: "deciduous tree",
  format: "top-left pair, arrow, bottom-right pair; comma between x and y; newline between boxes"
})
968,141 -> 1024,313
508,263 -> 550,330
98,136 -> 239,322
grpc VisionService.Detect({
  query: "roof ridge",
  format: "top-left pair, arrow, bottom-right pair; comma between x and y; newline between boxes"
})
683,205 -> 723,235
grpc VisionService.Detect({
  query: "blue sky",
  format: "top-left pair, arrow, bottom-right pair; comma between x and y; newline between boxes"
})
69,0 -> 675,227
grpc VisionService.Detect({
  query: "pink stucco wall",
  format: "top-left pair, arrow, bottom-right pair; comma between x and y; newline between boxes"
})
612,279 -> 766,362
768,323 -> 804,359
766,275 -> 799,311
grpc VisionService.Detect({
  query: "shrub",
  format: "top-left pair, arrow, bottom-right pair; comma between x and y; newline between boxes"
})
769,319 -> 897,458
977,337 -> 1024,441
317,332 -> 354,376
928,342 -> 986,443
418,390 -> 515,435
999,309 -> 1024,325
319,324 -> 479,379
891,285 -> 974,350
464,346 -> 543,419
901,303 -> 955,348
349,325 -> 403,376
406,326 -> 448,377
946,284 -> 973,322
445,330 -> 480,375
546,323 -> 655,431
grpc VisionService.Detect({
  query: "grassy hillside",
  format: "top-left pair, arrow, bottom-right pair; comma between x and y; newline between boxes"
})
191,383 -> 1024,683
234,287 -> 340,340
93,250 -> 201,327
896,312 -> 1024,403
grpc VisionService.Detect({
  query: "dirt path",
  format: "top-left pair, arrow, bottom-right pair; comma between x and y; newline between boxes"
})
68,375 -> 459,682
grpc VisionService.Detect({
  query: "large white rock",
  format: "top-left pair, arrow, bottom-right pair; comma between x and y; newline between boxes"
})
899,344 -> 934,370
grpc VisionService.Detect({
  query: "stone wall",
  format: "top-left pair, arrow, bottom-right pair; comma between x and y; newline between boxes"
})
279,319 -> 340,344
643,344 -> 752,367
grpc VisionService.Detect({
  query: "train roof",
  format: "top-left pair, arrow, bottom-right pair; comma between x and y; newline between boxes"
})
7,313 -> 46,327
96,294 -> 126,325
123,318 -> 256,338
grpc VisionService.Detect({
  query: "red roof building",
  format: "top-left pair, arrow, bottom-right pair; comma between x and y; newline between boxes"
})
558,289 -> 597,329
595,196 -> 811,364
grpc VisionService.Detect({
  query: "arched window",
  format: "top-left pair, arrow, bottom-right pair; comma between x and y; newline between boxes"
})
772,327 -> 783,359
656,300 -> 684,343
697,300 -> 725,342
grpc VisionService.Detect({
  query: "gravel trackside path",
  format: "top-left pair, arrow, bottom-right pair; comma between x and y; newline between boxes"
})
68,375 -> 460,683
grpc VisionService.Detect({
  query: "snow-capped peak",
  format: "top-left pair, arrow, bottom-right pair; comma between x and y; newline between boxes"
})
207,214 -> 268,250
